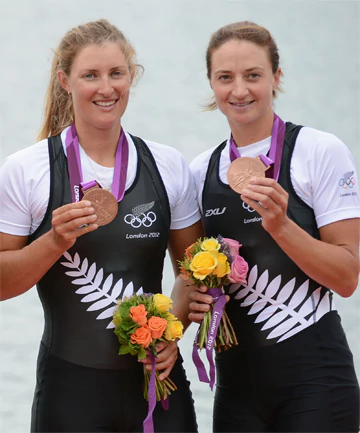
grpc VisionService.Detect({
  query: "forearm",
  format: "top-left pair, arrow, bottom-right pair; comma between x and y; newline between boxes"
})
170,276 -> 194,331
0,231 -> 65,301
271,219 -> 359,297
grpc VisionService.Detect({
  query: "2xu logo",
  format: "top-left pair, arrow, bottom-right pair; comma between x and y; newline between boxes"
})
204,207 -> 226,217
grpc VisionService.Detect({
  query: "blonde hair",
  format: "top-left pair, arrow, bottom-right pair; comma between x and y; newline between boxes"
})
205,21 -> 283,111
37,19 -> 142,140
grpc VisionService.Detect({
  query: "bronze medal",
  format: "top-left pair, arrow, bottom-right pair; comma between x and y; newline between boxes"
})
82,186 -> 118,226
227,157 -> 267,194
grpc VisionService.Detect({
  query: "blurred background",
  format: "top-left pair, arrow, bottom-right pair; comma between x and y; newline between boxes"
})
0,1 -> 359,432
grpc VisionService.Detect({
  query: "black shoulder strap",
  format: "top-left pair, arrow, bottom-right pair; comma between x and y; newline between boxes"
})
28,134 -> 69,243
129,134 -> 171,230
280,122 -> 320,239
202,140 -> 227,212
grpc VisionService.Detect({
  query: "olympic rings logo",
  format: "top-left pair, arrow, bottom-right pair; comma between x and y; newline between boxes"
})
124,211 -> 157,228
242,202 -> 255,213
339,177 -> 356,189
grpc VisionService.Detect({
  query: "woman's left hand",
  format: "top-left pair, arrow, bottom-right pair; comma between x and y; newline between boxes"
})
140,340 -> 178,380
241,177 -> 290,236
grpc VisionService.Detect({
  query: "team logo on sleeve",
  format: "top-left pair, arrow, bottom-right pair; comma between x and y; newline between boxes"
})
124,201 -> 157,228
339,171 -> 356,189
204,207 -> 227,217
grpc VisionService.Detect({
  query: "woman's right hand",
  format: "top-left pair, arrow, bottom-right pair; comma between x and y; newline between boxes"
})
51,200 -> 98,251
188,285 -> 213,323
189,285 -> 231,323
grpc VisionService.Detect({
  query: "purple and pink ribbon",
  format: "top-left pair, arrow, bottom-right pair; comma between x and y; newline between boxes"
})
143,352 -> 169,433
229,112 -> 286,182
192,288 -> 227,390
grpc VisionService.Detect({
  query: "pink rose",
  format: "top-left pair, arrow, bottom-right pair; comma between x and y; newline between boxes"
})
223,238 -> 242,258
228,254 -> 248,284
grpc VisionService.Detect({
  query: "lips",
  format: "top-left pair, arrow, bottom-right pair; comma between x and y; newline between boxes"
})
230,100 -> 254,107
93,100 -> 118,107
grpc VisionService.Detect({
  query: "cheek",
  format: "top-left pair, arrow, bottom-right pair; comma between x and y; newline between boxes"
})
212,85 -> 226,103
72,85 -> 93,103
118,89 -> 130,106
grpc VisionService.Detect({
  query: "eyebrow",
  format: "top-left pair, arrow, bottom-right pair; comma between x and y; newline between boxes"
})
79,65 -> 127,73
214,66 -> 265,74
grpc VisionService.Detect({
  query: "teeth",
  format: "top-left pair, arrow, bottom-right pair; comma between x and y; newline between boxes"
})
233,101 -> 252,107
95,101 -> 116,107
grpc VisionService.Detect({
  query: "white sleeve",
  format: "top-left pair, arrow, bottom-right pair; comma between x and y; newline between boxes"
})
291,127 -> 360,228
190,148 -> 215,214
0,141 -> 50,236
144,141 -> 201,230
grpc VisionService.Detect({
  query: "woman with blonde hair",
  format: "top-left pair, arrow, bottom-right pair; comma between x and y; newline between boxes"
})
0,19 -> 201,432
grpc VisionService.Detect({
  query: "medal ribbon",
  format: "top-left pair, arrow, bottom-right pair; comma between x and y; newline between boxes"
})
65,123 -> 129,202
143,351 -> 169,433
229,113 -> 286,182
192,288 -> 226,390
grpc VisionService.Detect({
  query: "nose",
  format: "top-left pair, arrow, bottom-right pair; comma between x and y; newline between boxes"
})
99,77 -> 113,98
231,77 -> 248,99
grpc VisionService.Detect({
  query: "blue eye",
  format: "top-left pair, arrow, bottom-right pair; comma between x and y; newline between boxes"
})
84,73 -> 95,79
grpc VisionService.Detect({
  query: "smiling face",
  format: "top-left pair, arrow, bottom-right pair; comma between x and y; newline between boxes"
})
58,42 -> 133,133
209,39 -> 281,135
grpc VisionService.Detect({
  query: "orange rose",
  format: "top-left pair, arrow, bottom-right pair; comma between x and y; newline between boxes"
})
148,316 -> 168,339
185,244 -> 195,259
130,304 -> 148,326
130,325 -> 152,348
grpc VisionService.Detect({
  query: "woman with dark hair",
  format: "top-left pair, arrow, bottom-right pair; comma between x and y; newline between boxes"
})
189,21 -> 360,432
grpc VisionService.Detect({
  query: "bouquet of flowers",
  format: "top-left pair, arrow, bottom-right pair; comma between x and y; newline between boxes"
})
179,236 -> 248,388
113,293 -> 183,403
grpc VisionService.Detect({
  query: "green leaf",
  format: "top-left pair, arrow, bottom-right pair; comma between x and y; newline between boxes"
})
119,345 -> 131,355
138,348 -> 147,359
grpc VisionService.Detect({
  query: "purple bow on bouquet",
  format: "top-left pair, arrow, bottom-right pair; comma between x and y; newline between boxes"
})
178,236 -> 249,389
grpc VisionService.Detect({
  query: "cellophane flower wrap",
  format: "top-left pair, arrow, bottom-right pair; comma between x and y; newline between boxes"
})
179,236 -> 248,389
113,293 -> 183,403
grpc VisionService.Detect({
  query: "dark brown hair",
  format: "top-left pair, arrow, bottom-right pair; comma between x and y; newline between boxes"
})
205,21 -> 283,110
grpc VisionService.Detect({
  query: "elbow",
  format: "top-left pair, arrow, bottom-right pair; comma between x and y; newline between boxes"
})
0,283 -> 31,302
336,273 -> 359,298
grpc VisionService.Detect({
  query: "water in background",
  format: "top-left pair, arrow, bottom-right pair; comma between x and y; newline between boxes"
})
1,1 -> 359,432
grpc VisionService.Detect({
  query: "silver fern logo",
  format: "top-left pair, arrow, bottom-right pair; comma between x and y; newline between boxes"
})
61,251 -> 143,329
228,265 -> 335,342
124,201 -> 157,228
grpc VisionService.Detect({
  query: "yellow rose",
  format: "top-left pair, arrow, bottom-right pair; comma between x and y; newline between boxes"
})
153,293 -> 173,312
201,238 -> 221,252
213,252 -> 231,278
166,313 -> 177,322
164,320 -> 184,341
190,251 -> 218,280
